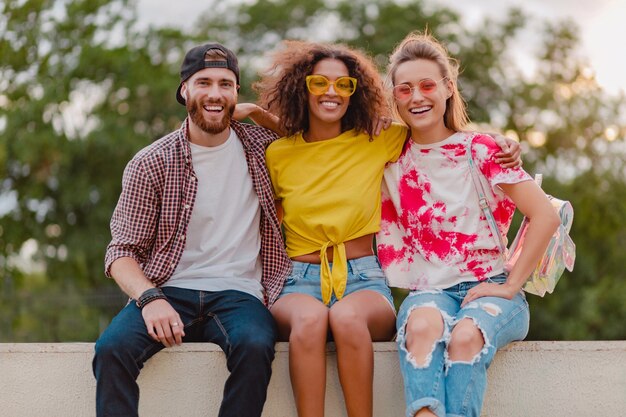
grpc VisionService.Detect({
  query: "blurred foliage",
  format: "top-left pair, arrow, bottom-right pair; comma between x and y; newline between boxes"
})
1,0 -> 624,341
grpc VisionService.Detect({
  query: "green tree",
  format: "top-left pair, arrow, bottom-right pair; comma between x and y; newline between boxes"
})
0,0 -> 190,340
195,0 -> 626,340
493,20 -> 626,340
1,0 -> 624,341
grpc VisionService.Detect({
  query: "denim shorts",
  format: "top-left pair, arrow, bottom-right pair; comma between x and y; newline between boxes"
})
279,255 -> 395,311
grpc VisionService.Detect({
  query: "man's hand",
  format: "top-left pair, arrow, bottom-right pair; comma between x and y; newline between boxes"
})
233,103 -> 259,121
141,299 -> 185,347
492,134 -> 522,168
233,103 -> 286,136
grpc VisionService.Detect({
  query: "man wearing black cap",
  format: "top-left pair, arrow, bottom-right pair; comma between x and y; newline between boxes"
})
93,43 -> 291,417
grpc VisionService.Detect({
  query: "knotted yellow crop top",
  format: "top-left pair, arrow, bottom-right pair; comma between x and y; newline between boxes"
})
266,123 -> 407,304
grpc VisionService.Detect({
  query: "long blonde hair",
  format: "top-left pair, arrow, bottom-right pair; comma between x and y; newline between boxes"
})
387,32 -> 469,131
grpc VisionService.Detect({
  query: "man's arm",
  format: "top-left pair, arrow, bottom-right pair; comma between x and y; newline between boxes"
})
110,257 -> 185,347
106,158 -> 184,347
234,103 -> 287,137
110,256 -> 156,300
105,158 -> 159,276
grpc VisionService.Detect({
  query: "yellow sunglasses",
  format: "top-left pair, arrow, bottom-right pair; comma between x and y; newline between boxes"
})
305,75 -> 358,97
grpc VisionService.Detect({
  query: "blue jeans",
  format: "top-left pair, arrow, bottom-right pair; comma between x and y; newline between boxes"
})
396,276 -> 529,417
279,255 -> 395,310
93,288 -> 277,417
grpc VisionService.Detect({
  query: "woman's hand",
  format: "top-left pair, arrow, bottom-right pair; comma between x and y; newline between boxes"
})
460,281 -> 520,307
492,134 -> 522,168
374,116 -> 392,136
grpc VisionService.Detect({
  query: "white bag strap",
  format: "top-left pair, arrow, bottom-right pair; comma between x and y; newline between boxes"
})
466,137 -> 543,257
465,137 -> 508,254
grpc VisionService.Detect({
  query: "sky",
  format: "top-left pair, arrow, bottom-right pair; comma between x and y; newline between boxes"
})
435,0 -> 626,96
137,0 -> 626,96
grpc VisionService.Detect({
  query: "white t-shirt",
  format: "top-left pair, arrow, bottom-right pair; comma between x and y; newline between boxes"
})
163,129 -> 264,299
377,131 -> 532,290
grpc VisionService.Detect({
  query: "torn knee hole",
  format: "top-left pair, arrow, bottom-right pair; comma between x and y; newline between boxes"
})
481,302 -> 502,316
404,339 -> 438,368
447,319 -> 489,363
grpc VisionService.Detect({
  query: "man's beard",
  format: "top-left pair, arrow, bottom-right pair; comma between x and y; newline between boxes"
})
187,98 -> 235,134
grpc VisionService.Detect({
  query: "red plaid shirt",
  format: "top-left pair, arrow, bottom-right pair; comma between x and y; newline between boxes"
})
105,119 -> 291,307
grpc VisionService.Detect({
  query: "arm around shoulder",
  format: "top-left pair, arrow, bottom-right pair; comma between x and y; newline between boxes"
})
234,103 -> 287,137
384,123 -> 410,163
490,133 -> 522,168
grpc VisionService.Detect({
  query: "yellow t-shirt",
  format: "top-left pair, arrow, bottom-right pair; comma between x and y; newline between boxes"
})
266,123 -> 407,304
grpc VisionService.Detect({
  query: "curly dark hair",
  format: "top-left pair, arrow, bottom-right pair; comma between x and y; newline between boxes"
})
255,40 -> 388,137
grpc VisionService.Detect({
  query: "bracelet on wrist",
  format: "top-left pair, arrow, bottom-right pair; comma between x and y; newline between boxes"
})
136,287 -> 167,309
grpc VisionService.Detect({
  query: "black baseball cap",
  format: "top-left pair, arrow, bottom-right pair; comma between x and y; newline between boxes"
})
176,43 -> 240,105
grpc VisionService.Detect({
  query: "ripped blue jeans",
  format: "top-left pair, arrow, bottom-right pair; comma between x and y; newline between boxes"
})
396,275 -> 529,417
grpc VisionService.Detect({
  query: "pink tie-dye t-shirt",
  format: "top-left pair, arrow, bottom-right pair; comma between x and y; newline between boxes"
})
377,132 -> 532,290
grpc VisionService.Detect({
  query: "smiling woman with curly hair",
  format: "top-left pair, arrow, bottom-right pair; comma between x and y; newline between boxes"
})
255,40 -> 387,138
253,40 -> 406,417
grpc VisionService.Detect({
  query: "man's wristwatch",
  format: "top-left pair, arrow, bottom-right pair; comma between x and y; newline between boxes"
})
136,287 -> 167,309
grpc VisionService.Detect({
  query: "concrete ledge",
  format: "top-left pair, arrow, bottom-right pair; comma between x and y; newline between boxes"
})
2,341 -> 625,416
